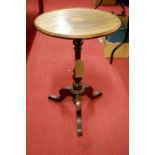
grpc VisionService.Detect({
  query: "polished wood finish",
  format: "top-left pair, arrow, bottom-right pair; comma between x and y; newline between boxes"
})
35,8 -> 120,136
48,39 -> 102,136
75,60 -> 84,79
34,8 -> 121,39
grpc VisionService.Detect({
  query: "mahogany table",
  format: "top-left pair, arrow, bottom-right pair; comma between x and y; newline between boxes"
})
34,8 -> 121,136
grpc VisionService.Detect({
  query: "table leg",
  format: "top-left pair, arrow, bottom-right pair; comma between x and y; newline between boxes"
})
38,0 -> 43,14
84,85 -> 102,100
48,87 -> 72,102
74,95 -> 82,136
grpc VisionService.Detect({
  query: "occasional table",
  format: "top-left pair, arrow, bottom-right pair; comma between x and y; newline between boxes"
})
34,8 -> 121,136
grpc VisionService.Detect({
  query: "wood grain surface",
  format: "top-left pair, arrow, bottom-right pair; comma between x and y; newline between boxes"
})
34,8 -> 121,39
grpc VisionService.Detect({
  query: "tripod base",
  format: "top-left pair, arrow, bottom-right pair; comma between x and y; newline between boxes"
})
48,85 -> 102,101
48,39 -> 102,136
48,84 -> 102,136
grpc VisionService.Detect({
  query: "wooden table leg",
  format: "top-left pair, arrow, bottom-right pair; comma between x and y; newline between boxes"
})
38,0 -> 43,14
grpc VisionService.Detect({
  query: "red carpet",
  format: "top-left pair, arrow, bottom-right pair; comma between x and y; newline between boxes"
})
43,0 -> 129,14
26,0 -> 40,59
27,1 -> 128,155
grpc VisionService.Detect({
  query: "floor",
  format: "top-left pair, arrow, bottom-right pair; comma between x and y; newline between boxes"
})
26,1 -> 129,155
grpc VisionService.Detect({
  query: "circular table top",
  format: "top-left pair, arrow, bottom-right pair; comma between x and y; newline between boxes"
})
34,8 -> 121,40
